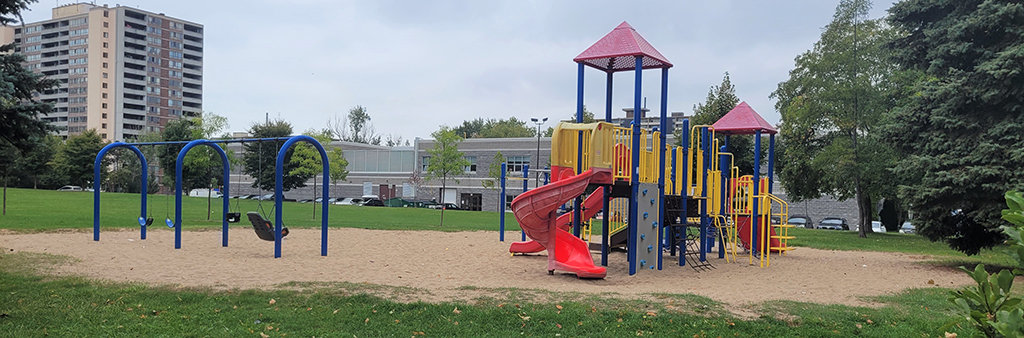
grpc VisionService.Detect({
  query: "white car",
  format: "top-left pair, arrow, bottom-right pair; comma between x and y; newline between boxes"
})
57,185 -> 83,192
333,198 -> 363,205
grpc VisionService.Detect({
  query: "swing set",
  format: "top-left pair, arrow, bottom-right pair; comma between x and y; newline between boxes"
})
91,136 -> 329,258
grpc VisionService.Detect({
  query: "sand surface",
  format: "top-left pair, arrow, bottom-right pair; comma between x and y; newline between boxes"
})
0,227 -> 973,308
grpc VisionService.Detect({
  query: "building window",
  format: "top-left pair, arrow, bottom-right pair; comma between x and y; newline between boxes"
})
505,194 -> 518,210
101,103 -> 107,109
506,156 -> 530,172
421,156 -> 430,171
100,133 -> 106,139
103,22 -> 108,28
464,156 -> 477,173
102,93 -> 107,98
102,113 -> 107,118
102,42 -> 107,48
102,62 -> 108,68
103,11 -> 108,17
102,32 -> 108,38
102,72 -> 107,79
101,123 -> 107,129
102,82 -> 107,88
102,52 -> 108,58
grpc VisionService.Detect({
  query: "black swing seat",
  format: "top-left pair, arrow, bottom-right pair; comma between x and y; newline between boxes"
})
226,212 -> 241,223
246,212 -> 289,241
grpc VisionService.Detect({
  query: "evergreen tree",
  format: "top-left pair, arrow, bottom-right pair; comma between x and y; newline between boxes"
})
0,0 -> 59,153
884,0 -> 1024,254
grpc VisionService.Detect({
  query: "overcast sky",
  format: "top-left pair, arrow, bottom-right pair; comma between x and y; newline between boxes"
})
21,1 -> 893,140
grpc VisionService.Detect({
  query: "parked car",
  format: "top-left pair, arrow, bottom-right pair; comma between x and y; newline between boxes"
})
900,222 -> 916,234
362,198 -> 385,207
298,199 -> 314,203
333,198 -> 363,205
818,217 -> 849,230
57,185 -> 83,192
257,194 -> 276,201
427,203 -> 460,210
314,197 -> 336,204
787,215 -> 813,229
188,189 -> 222,198
855,221 -> 887,233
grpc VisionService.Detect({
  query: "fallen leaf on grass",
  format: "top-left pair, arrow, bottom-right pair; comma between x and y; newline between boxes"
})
556,323 -> 562,329
269,299 -> 276,305
453,307 -> 461,314
412,332 -> 425,336
364,318 -> 369,324
556,305 -> 563,310
259,333 -> 269,338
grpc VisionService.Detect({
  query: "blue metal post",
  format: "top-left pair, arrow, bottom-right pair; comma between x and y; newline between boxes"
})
768,134 -> 775,194
680,118 -> 690,266
719,145 -> 728,259
700,127 -> 709,262
174,140 -> 230,249
753,130 -> 762,254
601,69 -> 612,267
499,162 -> 507,241
573,62 -> 585,238
93,143 -> 148,241
628,55 -> 642,275
657,67 -> 668,270
521,164 -> 528,241
275,135 -> 331,258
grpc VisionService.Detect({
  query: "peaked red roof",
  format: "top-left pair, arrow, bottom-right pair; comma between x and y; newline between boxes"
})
574,21 -> 672,72
711,102 -> 777,135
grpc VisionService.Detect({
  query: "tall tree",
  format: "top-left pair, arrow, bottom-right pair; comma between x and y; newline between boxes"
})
50,129 -> 108,187
243,119 -> 312,192
771,0 -> 900,238
684,72 -> 758,175
884,0 -> 1024,254
328,105 -> 381,145
425,126 -> 470,226
0,0 -> 59,153
156,113 -> 230,193
455,117 -> 537,138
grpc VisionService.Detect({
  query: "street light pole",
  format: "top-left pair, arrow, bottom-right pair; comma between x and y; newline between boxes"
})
530,117 -> 548,188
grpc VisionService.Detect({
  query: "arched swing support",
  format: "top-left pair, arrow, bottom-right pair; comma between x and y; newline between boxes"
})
93,142 -> 149,241
274,135 -> 330,258
174,139 -> 231,249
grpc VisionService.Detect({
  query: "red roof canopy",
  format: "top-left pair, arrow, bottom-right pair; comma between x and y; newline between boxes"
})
574,21 -> 672,72
711,102 -> 777,135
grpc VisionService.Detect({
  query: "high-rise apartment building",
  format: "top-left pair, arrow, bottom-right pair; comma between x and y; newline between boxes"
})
0,3 -> 203,141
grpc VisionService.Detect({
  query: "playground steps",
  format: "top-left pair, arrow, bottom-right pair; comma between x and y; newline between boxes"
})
682,231 -> 715,272
769,223 -> 797,254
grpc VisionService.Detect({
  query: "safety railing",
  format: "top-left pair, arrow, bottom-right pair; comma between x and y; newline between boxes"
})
608,197 -> 629,235
612,127 -> 631,181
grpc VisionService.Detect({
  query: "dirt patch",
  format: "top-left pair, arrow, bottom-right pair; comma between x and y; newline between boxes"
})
0,228 -> 975,308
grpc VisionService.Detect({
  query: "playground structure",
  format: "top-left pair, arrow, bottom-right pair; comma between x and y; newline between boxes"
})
91,136 -> 330,258
504,22 -> 794,278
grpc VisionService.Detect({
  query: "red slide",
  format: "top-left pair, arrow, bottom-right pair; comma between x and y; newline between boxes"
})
510,168 -> 612,278
735,216 -> 786,253
509,186 -> 605,254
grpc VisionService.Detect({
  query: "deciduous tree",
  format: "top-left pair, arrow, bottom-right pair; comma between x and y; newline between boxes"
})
425,126 -> 470,226
771,0 -> 900,238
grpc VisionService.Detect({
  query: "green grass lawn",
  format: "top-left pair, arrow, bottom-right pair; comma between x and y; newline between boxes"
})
0,251 -> 979,337
0,187 -> 1008,336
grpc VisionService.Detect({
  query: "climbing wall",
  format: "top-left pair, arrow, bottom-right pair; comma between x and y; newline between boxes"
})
633,183 -> 661,272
